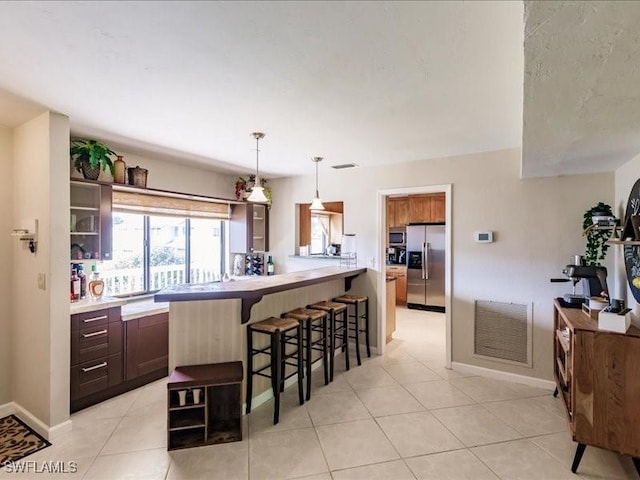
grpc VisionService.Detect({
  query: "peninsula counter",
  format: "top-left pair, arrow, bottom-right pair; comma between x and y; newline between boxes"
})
155,267 -> 368,398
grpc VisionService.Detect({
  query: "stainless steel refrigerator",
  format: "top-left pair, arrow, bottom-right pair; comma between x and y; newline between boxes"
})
406,223 -> 445,311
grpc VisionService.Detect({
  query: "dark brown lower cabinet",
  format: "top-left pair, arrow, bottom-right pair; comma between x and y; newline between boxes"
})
125,313 -> 169,380
70,308 -> 169,413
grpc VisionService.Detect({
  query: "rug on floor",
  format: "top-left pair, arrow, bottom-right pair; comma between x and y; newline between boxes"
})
0,415 -> 50,466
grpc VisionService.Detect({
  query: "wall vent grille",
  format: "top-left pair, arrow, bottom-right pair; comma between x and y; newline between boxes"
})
474,300 -> 531,366
331,163 -> 358,170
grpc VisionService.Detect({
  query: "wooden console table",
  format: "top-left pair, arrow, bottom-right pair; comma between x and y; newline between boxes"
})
553,300 -> 640,476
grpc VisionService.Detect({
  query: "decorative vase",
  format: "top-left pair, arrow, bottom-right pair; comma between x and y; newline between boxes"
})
127,166 -> 148,188
80,159 -> 101,180
113,155 -> 126,183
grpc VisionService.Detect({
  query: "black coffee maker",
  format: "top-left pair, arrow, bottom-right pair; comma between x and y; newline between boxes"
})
551,263 -> 609,308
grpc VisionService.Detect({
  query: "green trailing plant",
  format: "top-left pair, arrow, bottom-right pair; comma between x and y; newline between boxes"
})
70,139 -> 116,176
583,202 -> 612,266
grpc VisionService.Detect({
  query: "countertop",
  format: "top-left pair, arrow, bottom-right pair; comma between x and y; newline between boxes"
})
155,266 -> 367,303
70,296 -> 169,320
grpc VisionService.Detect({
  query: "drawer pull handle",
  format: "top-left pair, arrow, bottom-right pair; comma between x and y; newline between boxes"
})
82,329 -> 107,338
83,315 -> 108,323
82,362 -> 107,373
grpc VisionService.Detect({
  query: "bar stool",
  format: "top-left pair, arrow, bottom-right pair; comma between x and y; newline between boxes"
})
308,300 -> 349,381
333,294 -> 370,366
283,308 -> 329,400
246,317 -> 304,425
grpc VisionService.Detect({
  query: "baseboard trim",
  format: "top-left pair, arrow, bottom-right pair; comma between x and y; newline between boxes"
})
0,401 -> 14,418
451,362 -> 556,390
0,402 -> 73,440
48,419 -> 73,440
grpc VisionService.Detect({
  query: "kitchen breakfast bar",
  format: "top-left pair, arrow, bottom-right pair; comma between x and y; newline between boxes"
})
155,266 -> 368,401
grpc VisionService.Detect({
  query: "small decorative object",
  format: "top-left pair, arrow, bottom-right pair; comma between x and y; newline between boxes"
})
178,390 -> 187,406
113,155 -> 127,183
70,139 -> 116,180
88,264 -> 105,300
234,177 -> 247,200
192,389 -> 201,404
582,202 -> 612,266
127,166 -> 148,188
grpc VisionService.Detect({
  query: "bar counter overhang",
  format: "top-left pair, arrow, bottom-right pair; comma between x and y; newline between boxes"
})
155,266 -> 367,324
155,267 -> 368,387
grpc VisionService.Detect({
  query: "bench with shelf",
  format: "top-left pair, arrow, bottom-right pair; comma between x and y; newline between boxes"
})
167,362 -> 243,451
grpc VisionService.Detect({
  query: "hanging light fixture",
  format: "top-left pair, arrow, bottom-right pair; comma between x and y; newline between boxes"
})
309,156 -> 325,211
247,132 -> 268,203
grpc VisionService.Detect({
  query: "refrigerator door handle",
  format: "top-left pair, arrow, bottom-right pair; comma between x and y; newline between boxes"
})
422,242 -> 427,280
424,242 -> 430,279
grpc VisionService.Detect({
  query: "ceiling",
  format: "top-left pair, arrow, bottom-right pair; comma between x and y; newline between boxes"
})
0,2 -> 637,178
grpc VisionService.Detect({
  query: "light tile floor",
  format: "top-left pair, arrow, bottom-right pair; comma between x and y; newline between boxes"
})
3,307 -> 637,479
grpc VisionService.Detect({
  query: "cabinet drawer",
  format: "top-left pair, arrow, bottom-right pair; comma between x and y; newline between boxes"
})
71,307 -> 120,331
71,321 -> 123,365
71,353 -> 123,400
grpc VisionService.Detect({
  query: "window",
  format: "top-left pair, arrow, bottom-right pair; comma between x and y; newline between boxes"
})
103,213 -> 225,296
310,213 -> 330,254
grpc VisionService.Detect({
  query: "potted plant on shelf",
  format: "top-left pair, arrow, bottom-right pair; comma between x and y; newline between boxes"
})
583,202 -> 613,266
70,139 -> 116,180
234,177 -> 247,200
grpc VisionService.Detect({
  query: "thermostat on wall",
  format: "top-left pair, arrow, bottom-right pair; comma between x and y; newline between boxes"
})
474,231 -> 494,243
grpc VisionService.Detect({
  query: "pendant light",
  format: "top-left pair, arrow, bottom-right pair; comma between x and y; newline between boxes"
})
247,132 -> 268,203
309,156 -> 325,211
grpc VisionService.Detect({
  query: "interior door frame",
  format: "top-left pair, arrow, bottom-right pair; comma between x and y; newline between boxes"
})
376,184 -> 453,368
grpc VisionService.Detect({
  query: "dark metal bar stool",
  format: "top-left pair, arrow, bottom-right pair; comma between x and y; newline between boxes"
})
246,316 -> 304,425
308,300 -> 349,381
332,294 -> 370,366
283,308 -> 329,400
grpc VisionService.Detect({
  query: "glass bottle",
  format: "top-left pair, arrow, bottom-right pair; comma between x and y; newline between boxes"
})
70,267 -> 80,302
88,264 -> 105,300
76,263 -> 87,299
267,256 -> 275,276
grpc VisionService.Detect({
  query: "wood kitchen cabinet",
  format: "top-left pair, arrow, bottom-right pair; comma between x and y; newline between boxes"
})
70,307 -> 123,412
553,300 -> 640,474
230,203 -> 269,253
70,180 -> 113,261
125,313 -> 169,380
387,197 -> 410,228
386,265 -> 407,304
408,193 -> 445,224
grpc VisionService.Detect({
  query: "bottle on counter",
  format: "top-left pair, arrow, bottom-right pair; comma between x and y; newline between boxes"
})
70,267 -> 80,302
267,256 -> 275,276
76,263 -> 87,299
88,264 -> 104,300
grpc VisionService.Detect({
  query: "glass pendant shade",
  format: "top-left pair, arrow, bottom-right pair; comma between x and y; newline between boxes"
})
247,183 -> 268,203
309,156 -> 325,211
310,195 -> 325,211
248,132 -> 268,203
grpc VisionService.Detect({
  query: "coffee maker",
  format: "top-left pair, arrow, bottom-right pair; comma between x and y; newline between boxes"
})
551,259 -> 609,308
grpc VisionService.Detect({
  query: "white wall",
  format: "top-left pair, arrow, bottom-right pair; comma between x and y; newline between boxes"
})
0,126 -> 13,405
71,150 -> 237,199
269,148 -> 613,381
614,152 -> 640,322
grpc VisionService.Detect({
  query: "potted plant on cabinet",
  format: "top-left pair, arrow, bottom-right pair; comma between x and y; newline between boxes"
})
70,139 -> 116,180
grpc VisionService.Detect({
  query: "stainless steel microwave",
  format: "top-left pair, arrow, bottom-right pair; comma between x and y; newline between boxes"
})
388,228 -> 406,246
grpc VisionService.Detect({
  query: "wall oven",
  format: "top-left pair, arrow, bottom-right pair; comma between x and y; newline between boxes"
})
388,227 -> 406,247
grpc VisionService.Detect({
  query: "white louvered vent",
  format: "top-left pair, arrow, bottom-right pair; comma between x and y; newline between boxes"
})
474,300 -> 532,366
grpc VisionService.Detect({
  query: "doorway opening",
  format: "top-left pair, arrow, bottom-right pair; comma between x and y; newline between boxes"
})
377,185 -> 452,368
